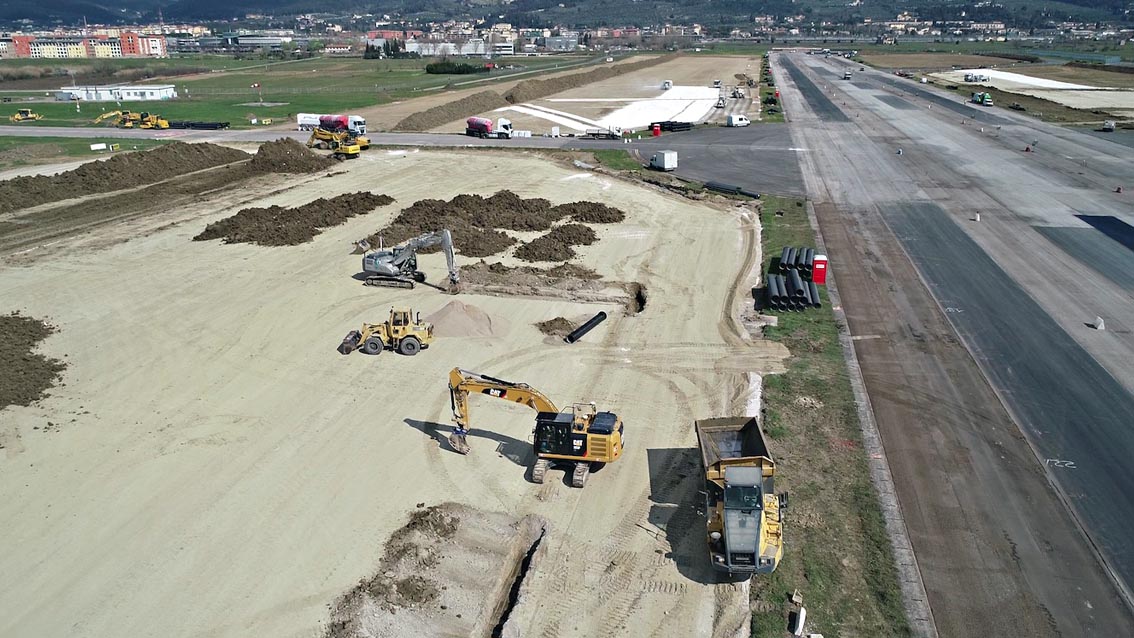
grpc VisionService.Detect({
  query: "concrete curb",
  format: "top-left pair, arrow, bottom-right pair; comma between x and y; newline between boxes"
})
804,199 -> 938,638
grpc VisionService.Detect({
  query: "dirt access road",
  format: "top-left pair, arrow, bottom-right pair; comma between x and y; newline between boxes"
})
774,52 -> 1134,636
0,149 -> 786,637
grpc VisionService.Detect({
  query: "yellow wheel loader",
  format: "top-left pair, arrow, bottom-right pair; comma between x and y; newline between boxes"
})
9,108 -> 43,122
339,307 -> 433,356
446,368 -> 625,487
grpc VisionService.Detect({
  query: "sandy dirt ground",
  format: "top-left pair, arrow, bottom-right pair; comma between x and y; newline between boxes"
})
0,149 -> 787,638
930,68 -> 1134,115
861,53 -> 1025,70
435,55 -> 760,134
319,56 -> 655,132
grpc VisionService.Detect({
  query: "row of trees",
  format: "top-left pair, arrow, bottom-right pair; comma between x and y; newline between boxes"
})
363,38 -> 420,59
424,60 -> 490,74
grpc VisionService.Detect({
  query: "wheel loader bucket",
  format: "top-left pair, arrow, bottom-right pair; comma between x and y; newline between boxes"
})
339,330 -> 361,355
448,432 -> 471,455
352,238 -> 371,255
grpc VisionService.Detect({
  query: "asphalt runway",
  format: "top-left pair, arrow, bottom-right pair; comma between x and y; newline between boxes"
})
884,202 -> 1134,590
778,57 -> 851,122
1077,214 -> 1134,251
876,95 -> 916,110
1035,225 -> 1134,291
627,125 -> 806,197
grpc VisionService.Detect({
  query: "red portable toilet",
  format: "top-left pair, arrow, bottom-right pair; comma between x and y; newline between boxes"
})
812,254 -> 828,284
775,90 -> 780,98
652,123 -> 661,137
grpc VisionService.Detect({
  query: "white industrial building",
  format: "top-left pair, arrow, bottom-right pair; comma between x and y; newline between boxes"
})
55,84 -> 178,102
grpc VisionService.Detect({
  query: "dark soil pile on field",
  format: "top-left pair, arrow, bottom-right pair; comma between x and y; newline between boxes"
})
391,90 -> 510,132
195,192 -> 394,246
535,317 -> 576,336
0,142 -> 249,214
1,312 -> 66,412
391,55 -> 674,131
482,261 -> 602,280
248,138 -> 336,173
369,191 -> 623,259
503,55 -> 673,104
514,223 -> 597,262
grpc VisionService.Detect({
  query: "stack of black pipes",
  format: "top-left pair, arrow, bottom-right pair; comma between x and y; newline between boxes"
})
764,246 -> 822,311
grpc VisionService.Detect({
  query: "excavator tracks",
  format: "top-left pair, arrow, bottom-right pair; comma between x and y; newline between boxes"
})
571,462 -> 590,488
531,458 -> 550,484
364,276 -> 415,289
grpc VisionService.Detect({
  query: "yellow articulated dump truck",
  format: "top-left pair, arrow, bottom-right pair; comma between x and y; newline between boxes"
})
695,416 -> 785,576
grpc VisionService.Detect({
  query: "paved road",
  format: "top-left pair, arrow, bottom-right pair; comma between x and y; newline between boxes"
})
0,122 -> 807,197
777,51 -> 1134,636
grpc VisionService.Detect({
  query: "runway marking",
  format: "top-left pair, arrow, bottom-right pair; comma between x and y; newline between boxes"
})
1045,458 -> 1078,469
851,334 -> 883,340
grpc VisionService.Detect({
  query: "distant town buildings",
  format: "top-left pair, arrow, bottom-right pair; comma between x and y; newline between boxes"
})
0,32 -> 166,59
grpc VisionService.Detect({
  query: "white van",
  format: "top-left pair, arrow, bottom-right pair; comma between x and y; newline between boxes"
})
726,114 -> 751,127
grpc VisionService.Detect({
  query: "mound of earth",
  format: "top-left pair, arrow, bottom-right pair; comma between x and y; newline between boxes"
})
194,192 -> 393,246
535,317 -> 576,336
368,191 -> 623,259
425,300 -> 506,338
514,223 -> 598,262
1,312 -> 66,411
391,55 -> 673,131
248,138 -> 336,173
327,503 -> 547,638
482,261 -> 602,281
0,142 -> 249,215
392,90 -> 510,132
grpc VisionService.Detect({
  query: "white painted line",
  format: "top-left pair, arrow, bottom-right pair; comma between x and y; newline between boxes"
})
495,105 -> 591,132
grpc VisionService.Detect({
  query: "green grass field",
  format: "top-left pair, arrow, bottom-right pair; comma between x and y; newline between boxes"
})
0,135 -> 167,169
751,195 -> 909,638
2,54 -> 603,129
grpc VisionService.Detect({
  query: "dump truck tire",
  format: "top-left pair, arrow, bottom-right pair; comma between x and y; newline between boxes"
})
399,336 -> 421,356
363,337 -> 384,355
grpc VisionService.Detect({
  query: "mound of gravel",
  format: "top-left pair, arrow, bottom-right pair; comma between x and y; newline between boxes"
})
368,191 -> 623,259
0,142 -> 249,215
1,312 -> 66,412
514,223 -> 598,262
425,300 -> 506,338
195,191 -> 394,246
249,138 -> 336,173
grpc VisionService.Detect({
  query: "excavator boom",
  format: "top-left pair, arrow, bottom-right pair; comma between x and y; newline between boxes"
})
362,228 -> 459,290
448,367 -> 558,432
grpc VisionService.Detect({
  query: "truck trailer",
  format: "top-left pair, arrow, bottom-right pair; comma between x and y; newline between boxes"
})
695,416 -> 785,576
465,116 -> 513,139
649,150 -> 678,171
296,113 -> 367,136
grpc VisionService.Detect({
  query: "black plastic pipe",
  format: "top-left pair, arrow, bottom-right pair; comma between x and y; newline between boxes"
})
808,282 -> 822,308
789,269 -> 806,298
564,312 -> 608,344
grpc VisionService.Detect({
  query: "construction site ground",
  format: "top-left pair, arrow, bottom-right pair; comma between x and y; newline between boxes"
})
0,148 -> 791,638
432,55 -> 760,134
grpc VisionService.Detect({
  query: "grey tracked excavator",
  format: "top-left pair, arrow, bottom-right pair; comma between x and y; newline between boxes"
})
359,229 -> 459,291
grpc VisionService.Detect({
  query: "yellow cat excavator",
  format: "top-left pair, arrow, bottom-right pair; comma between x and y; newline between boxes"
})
447,367 -> 625,487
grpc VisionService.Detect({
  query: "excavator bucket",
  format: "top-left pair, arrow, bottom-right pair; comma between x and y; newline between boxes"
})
448,432 -> 471,455
338,330 -> 361,355
352,238 -> 371,255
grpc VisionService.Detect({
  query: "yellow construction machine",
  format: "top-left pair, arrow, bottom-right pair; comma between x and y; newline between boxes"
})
339,307 -> 433,356
307,127 -> 365,159
447,368 -> 625,487
136,112 -> 169,129
695,417 -> 786,576
9,108 -> 43,122
93,110 -> 167,129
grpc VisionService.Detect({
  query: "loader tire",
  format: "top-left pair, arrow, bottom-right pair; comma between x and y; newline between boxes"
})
398,336 -> 421,356
363,338 -> 384,355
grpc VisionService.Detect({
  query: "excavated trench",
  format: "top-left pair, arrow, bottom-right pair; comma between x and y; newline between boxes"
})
490,524 -> 546,638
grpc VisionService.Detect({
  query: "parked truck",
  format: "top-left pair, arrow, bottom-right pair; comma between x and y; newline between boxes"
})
843,71 -> 853,80
317,114 -> 370,149
296,113 -> 367,137
465,116 -> 513,139
649,150 -> 678,171
726,114 -> 751,127
971,92 -> 994,107
695,416 -> 785,576
581,126 -> 622,140
1102,120 -> 1117,132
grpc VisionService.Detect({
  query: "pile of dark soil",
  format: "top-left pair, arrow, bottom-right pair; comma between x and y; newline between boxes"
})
514,223 -> 597,262
194,192 -> 393,246
248,138 -> 336,173
535,317 -> 576,336
369,191 -> 623,259
0,142 -> 249,214
502,55 -> 673,104
391,55 -> 673,131
392,90 -> 510,132
481,261 -> 602,280
350,505 -> 461,611
1,312 -> 66,411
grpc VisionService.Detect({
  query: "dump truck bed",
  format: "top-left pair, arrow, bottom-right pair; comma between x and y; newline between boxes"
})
695,417 -> 774,485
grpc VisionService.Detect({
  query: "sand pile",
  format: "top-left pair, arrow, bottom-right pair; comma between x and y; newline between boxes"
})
515,223 -> 598,262
0,142 -> 249,214
327,503 -> 547,638
391,55 -> 673,131
1,312 -> 66,411
194,192 -> 393,246
248,138 -> 335,173
425,300 -> 506,338
368,191 -> 625,259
